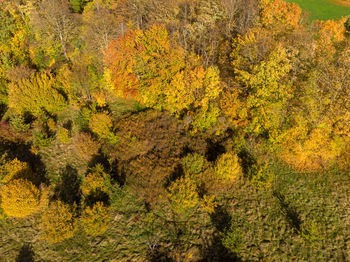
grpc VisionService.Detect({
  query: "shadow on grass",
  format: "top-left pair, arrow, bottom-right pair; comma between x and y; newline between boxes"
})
273,190 -> 302,232
199,234 -> 242,262
15,244 -> 34,262
55,165 -> 82,206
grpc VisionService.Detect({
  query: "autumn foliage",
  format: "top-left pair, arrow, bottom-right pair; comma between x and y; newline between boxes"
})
0,179 -> 40,217
40,201 -> 76,243
2,0 -> 350,259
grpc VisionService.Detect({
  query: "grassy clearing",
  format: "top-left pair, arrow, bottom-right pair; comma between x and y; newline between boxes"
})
286,0 -> 350,20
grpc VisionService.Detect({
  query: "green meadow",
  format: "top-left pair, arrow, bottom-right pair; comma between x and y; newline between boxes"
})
286,0 -> 350,20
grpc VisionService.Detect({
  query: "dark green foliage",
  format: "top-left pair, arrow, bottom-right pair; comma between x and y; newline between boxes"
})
70,0 -> 84,13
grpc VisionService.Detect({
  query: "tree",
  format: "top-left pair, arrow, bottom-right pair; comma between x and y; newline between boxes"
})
167,175 -> 200,214
215,152 -> 242,182
40,201 -> 76,243
0,179 -> 40,217
8,73 -> 67,117
80,202 -> 110,236
82,0 -> 122,57
31,0 -> 77,60
81,168 -> 108,197
89,112 -> 118,143
260,0 -> 301,32
233,44 -> 293,138
106,25 -> 223,131
0,158 -> 32,184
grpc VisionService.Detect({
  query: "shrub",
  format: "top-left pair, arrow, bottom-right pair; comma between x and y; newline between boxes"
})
89,113 -> 112,138
249,163 -> 274,190
40,201 -> 76,243
72,132 -> 100,163
33,130 -> 52,148
0,179 -> 40,217
80,202 -> 110,236
215,152 -> 242,182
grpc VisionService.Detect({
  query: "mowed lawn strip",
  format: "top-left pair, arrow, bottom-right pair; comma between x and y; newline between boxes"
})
286,0 -> 350,20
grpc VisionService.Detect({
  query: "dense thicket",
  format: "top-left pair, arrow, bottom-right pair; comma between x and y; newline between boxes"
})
1,0 -> 350,261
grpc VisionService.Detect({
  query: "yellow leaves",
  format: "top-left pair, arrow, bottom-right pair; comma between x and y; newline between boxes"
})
234,45 -> 293,136
57,128 -> 70,144
81,170 -> 108,197
0,179 -> 40,218
316,18 -> 346,43
197,66 -> 222,111
135,24 -> 171,59
8,73 -> 67,117
80,202 -> 110,236
201,194 -> 217,214
165,65 -> 222,116
261,0 -> 301,31
40,201 -> 76,243
93,91 -> 107,107
220,87 -> 248,128
215,152 -> 242,182
89,112 -> 113,139
167,175 -> 199,214
106,25 -> 223,131
0,158 -> 32,184
314,18 -> 346,60
279,127 -> 343,172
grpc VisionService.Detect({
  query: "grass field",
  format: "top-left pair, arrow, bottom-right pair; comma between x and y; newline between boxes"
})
286,0 -> 350,20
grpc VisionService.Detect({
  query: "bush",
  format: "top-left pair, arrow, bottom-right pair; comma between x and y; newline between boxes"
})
215,152 -> 242,182
80,202 -> 110,236
33,130 -> 53,148
72,132 -> 100,163
40,201 -> 76,243
249,163 -> 274,189
0,179 -> 40,217
89,112 -> 119,144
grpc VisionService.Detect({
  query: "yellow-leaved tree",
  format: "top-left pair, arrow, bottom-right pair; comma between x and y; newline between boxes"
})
0,158 -> 32,184
106,24 -> 223,131
0,179 -> 40,217
40,201 -> 77,243
80,202 -> 110,236
215,152 -> 242,182
8,73 -> 67,117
